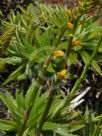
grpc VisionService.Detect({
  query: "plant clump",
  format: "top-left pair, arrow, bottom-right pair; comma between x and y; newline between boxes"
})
0,0 -> 102,136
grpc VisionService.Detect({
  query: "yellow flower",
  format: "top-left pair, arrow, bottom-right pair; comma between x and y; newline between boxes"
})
67,9 -> 73,17
57,69 -> 67,79
72,40 -> 81,47
67,22 -> 74,29
51,50 -> 64,58
68,34 -> 74,38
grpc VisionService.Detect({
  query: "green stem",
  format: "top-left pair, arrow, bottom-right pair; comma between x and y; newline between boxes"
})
36,90 -> 55,136
51,35 -> 102,120
36,80 -> 59,136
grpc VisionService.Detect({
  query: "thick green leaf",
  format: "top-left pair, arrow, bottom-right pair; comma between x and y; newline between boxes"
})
17,72 -> 27,80
43,122 -> 68,131
27,91 -> 49,128
0,119 -> 17,131
27,129 -> 35,136
15,91 -> 25,114
5,57 -> 22,65
25,81 -> 41,107
47,63 -> 55,73
22,128 -> 29,136
34,28 -> 42,48
79,50 -> 102,75
69,123 -> 84,133
3,64 -> 25,85
41,29 -> 53,47
68,51 -> 78,66
0,92 -> 22,123
55,128 -> 77,136
58,42 -> 67,50
21,37 -> 34,54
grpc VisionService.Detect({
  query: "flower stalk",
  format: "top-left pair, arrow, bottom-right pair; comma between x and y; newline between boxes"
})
51,35 -> 102,120
36,69 -> 67,136
36,82 -> 56,136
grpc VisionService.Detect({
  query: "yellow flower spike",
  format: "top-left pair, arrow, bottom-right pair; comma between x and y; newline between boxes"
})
67,22 -> 74,30
51,50 -> 64,58
67,9 -> 73,17
68,34 -> 74,38
57,69 -> 67,79
72,40 -> 81,47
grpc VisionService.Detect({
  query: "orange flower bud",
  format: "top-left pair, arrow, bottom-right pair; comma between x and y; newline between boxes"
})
57,69 -> 67,79
67,22 -> 74,29
72,40 -> 81,47
51,50 -> 64,58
